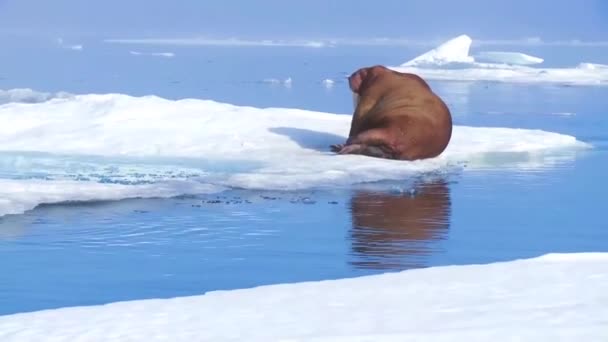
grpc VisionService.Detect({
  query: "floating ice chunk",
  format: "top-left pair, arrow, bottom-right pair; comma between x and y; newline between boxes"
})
402,34 -> 474,67
474,51 -> 544,65
262,77 -> 292,87
262,78 -> 281,84
577,62 -> 608,70
0,253 -> 606,341
56,37 -> 84,51
129,51 -> 175,58
322,79 -> 335,88
0,91 -> 590,217
0,92 -> 588,161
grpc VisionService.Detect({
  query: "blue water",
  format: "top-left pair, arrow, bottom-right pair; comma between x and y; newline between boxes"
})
1,43 -> 607,316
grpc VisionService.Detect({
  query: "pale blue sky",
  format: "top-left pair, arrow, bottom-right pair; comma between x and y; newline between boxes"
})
0,0 -> 606,41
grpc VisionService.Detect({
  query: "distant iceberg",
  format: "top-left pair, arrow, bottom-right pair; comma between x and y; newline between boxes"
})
391,34 -> 608,86
402,34 -> 475,67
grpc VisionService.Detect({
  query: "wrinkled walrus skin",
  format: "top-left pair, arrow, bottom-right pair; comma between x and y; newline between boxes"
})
331,65 -> 452,160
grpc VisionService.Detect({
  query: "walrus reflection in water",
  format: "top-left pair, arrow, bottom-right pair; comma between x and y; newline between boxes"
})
349,180 -> 451,270
331,65 -> 452,160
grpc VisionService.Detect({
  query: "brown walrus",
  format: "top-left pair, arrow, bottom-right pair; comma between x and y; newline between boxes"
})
330,65 -> 452,160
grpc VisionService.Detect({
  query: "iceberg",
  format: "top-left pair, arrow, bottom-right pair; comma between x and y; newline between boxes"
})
0,90 -> 590,217
0,252 -> 606,341
391,35 -> 608,86
402,34 -> 474,67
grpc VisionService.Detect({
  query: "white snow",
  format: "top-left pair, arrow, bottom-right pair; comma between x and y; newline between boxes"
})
474,51 -> 544,65
129,51 -> 176,58
0,90 -> 589,216
392,35 -> 608,86
0,252 -> 606,341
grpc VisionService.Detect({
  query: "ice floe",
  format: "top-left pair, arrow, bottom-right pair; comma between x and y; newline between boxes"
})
0,90 -> 589,216
0,252 -> 606,341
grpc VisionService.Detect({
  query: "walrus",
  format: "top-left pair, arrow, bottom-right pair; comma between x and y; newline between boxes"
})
330,65 -> 452,160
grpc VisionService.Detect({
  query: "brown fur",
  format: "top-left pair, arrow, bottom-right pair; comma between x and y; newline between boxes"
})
331,65 -> 452,160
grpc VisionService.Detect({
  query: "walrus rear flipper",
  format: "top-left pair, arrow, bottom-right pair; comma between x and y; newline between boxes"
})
335,128 -> 398,159
337,143 -> 396,159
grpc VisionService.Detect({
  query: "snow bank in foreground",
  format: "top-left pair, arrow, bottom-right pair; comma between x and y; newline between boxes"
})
1,252 -> 606,341
0,90 -> 589,217
392,34 -> 608,86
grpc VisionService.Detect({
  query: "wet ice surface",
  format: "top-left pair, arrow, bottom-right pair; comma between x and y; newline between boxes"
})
1,151 -> 607,316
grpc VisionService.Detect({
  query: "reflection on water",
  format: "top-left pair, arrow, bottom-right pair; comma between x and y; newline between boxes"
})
349,180 -> 451,270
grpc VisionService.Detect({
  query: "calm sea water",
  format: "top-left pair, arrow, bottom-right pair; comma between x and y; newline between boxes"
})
0,42 -> 607,315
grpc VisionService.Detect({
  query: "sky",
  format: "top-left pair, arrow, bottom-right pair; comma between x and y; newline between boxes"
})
0,0 -> 606,42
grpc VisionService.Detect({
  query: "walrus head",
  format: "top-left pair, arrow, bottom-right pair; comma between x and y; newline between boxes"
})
348,68 -> 366,94
352,92 -> 360,110
348,65 -> 390,94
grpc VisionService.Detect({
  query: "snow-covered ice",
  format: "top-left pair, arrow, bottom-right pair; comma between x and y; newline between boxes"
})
391,34 -> 608,86
0,88 -> 73,105
0,179 -> 223,217
474,51 -> 544,65
0,90 -> 589,217
0,252 -> 606,341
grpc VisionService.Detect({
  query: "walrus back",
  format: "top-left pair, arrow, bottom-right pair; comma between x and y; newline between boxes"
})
357,71 -> 452,160
338,65 -> 453,161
